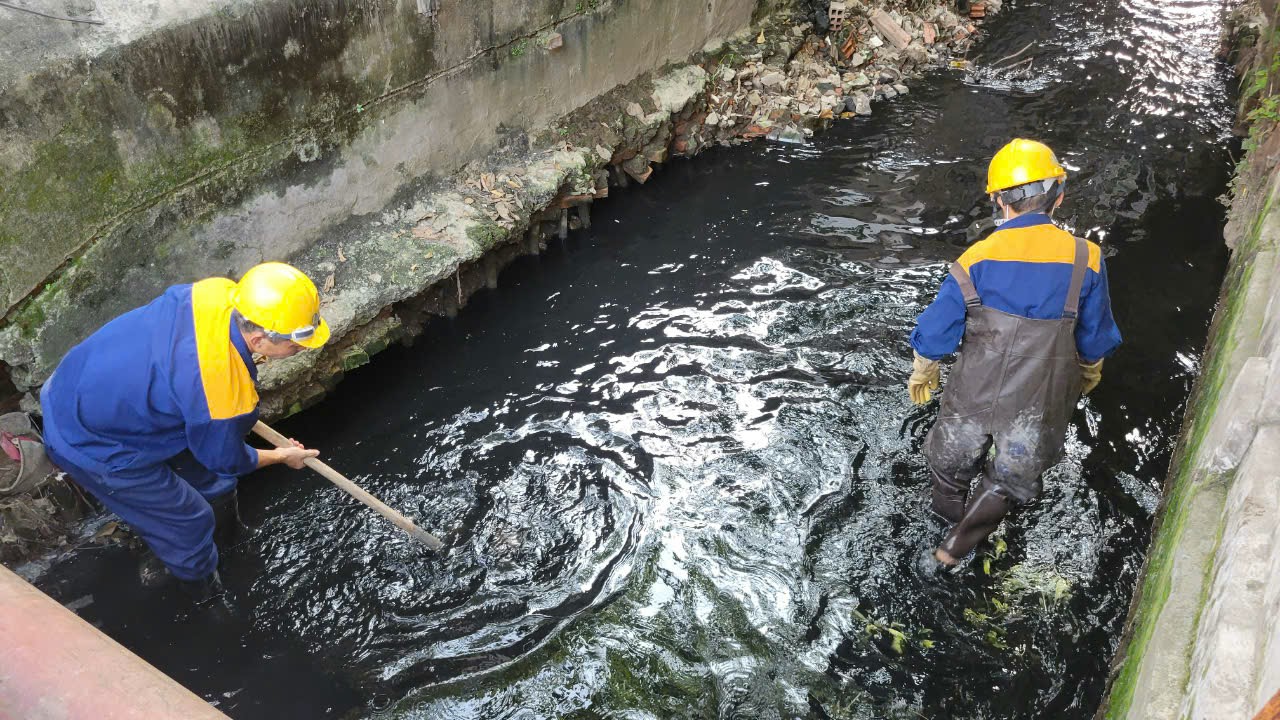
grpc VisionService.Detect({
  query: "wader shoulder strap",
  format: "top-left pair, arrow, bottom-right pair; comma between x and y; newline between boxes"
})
949,262 -> 981,308
1063,237 -> 1089,320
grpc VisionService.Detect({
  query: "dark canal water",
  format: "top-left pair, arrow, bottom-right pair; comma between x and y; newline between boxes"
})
31,0 -> 1237,717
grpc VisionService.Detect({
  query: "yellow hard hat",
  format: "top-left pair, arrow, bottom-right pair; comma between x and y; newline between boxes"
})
986,138 -> 1067,195
231,262 -> 330,349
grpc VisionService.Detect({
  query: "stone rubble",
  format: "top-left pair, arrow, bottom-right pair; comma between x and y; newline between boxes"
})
669,1 -> 986,149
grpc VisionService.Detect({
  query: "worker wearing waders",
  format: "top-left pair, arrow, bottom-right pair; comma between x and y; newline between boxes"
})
907,139 -> 1122,566
40,263 -> 330,601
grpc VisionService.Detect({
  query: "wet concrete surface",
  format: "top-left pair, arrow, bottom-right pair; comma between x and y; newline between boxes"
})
32,0 -> 1237,717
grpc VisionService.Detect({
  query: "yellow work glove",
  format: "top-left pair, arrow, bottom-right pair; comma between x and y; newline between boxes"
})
1080,358 -> 1104,395
908,352 -> 941,405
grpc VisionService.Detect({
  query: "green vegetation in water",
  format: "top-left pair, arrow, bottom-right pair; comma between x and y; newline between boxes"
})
981,535 -> 1008,576
597,647 -> 705,715
998,564 -> 1073,606
958,560 -> 1075,653
851,607 -> 934,654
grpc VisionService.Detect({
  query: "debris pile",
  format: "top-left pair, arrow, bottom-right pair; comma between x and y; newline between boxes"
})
0,478 -> 92,565
607,1 -> 988,161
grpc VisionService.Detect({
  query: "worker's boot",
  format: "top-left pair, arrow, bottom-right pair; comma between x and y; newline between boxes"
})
138,553 -> 171,588
916,545 -> 954,580
178,570 -> 226,605
936,484 -> 1015,564
180,571 -> 240,621
209,489 -> 249,550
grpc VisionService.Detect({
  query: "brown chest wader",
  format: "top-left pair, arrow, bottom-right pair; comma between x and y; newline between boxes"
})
927,237 -> 1088,559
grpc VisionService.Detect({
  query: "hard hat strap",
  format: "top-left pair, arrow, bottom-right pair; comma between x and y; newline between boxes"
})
995,177 -> 1061,204
991,179 -> 1064,225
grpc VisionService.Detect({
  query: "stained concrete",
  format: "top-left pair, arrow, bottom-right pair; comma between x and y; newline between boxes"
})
0,0 -> 968,414
0,1 -> 230,81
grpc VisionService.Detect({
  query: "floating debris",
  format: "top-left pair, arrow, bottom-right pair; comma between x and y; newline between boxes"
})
767,125 -> 807,145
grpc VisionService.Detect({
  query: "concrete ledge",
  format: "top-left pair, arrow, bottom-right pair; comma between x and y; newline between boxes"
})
1185,424 -> 1280,717
0,563 -> 228,719
1102,209 -> 1280,720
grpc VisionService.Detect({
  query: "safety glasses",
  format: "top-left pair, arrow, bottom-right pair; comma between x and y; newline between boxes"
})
265,314 -> 321,343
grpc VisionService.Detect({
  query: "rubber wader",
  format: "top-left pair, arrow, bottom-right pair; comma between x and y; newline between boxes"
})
137,490 -> 244,588
927,237 -> 1089,559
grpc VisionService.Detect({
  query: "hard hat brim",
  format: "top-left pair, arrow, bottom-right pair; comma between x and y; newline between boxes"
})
293,317 -> 330,349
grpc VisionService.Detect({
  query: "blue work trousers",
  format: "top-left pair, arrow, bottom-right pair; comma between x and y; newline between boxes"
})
47,445 -> 237,581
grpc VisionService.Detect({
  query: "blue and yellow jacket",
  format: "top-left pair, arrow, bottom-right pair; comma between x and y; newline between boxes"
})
42,279 -> 260,478
910,213 -> 1122,362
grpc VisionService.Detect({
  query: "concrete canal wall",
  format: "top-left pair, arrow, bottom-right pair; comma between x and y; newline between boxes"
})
1100,3 -> 1280,718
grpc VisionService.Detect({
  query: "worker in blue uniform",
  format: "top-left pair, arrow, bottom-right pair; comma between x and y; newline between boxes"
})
40,262 -> 330,601
907,139 -> 1122,567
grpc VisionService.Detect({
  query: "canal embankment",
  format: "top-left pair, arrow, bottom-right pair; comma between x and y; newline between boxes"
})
1101,2 -> 1280,718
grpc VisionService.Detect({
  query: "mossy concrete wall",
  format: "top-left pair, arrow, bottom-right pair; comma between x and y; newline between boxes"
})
1099,3 -> 1280,717
0,0 -> 757,394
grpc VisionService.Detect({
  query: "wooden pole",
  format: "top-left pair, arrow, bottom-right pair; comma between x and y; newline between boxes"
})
252,421 -> 444,551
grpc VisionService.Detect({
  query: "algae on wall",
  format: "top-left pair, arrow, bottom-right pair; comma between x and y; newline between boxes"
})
1099,3 -> 1280,717
0,0 -> 404,311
